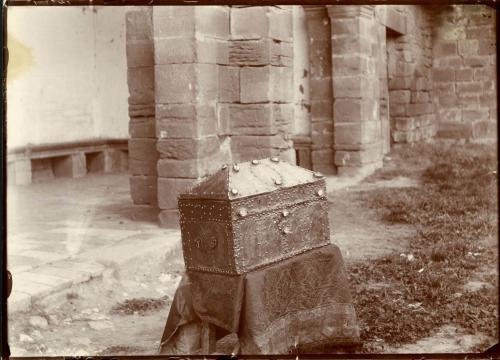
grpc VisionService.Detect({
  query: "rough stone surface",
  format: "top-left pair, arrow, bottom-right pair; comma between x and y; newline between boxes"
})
159,209 -> 180,229
218,103 -> 292,136
126,8 -> 153,42
129,117 -> 156,139
127,67 -> 155,105
229,39 -> 272,66
126,41 -> 154,69
122,4 -> 496,224
230,135 -> 293,162
156,136 -> 221,160
126,7 -> 158,221
329,5 -> 383,172
155,37 -> 228,65
156,104 -> 218,139
433,5 -> 496,141
155,64 -> 218,104
218,66 -> 240,103
305,6 -> 334,174
230,7 -> 270,39
158,178 -> 198,210
128,139 -> 159,176
131,204 -> 160,222
130,176 -> 158,205
157,139 -> 231,178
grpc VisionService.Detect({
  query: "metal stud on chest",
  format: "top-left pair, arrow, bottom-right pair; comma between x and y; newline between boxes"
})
238,208 -> 248,217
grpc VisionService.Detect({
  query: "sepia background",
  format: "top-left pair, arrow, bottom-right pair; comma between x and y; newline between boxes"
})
6,4 -> 498,355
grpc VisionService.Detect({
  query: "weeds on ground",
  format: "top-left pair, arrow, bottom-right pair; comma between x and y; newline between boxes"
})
110,296 -> 170,316
98,345 -> 145,355
349,143 -> 498,350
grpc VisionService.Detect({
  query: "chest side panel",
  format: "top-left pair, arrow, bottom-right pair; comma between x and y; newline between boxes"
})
179,200 -> 235,274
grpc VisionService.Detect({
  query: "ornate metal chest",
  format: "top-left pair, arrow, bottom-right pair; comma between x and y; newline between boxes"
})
178,158 -> 331,275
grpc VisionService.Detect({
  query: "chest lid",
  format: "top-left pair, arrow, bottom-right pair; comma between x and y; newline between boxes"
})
179,158 -> 325,201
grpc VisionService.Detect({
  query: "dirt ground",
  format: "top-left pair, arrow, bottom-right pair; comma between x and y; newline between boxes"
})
329,177 -> 418,262
8,175 -> 495,356
9,246 -> 185,356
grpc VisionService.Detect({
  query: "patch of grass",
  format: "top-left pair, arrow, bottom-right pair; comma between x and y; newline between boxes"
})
350,143 -> 498,350
110,296 -> 170,316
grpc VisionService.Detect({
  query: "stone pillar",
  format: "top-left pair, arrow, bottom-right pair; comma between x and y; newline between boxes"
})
225,6 -> 295,163
125,7 -> 160,221
292,6 -> 312,170
328,5 -> 383,177
304,6 -> 335,174
292,6 -> 311,138
153,6 -> 232,228
377,22 -> 391,155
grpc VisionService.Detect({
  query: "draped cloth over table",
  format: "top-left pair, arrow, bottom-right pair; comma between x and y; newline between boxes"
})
159,244 -> 360,354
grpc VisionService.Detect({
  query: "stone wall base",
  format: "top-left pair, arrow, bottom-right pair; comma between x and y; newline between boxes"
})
336,160 -> 383,178
159,209 -> 180,229
130,204 -> 160,222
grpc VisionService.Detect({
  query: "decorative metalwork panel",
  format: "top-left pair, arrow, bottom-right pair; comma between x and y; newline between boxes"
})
233,199 -> 330,273
178,159 -> 331,275
179,200 -> 232,224
180,220 -> 235,274
230,180 -> 326,221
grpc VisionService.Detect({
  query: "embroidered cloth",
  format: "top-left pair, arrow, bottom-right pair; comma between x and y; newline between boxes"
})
159,244 -> 360,354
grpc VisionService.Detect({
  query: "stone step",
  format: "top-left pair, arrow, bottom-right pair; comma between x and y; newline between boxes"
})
7,230 -> 181,315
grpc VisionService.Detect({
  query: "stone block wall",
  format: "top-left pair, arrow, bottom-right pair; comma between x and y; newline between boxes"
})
124,5 -> 496,227
125,5 -> 296,227
432,5 -> 497,141
385,6 -> 436,145
328,5 -> 384,176
290,7 -> 314,170
222,6 -> 296,163
305,6 -> 335,174
376,19 -> 390,155
126,8 -> 159,221
153,6 -> 233,227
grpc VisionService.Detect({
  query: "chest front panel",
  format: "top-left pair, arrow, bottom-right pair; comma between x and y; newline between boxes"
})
233,195 -> 330,273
